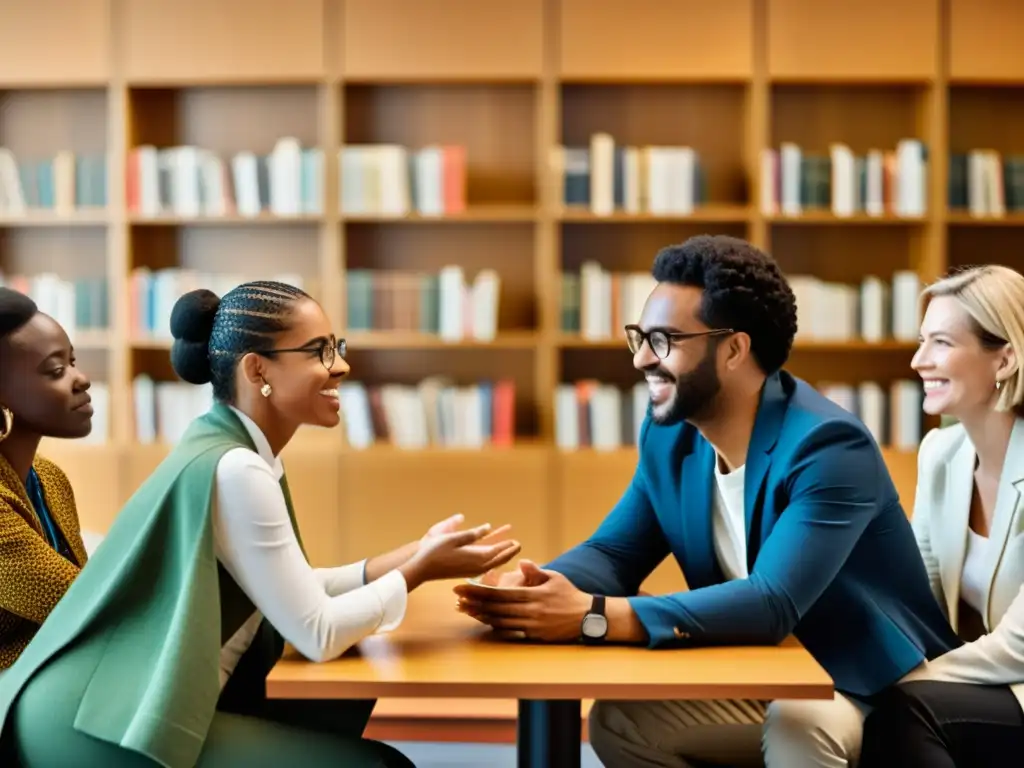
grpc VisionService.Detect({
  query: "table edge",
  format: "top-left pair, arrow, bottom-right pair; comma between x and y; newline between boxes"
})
266,679 -> 835,701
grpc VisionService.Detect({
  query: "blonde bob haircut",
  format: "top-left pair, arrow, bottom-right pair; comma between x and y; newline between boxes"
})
922,265 -> 1024,415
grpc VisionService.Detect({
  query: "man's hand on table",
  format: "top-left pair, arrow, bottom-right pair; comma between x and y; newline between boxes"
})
452,560 -> 592,642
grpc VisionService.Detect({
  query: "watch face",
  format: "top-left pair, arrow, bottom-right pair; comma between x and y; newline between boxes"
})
582,614 -> 608,638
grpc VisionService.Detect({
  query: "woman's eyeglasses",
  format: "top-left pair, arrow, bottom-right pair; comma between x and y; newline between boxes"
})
624,324 -> 734,360
255,336 -> 347,370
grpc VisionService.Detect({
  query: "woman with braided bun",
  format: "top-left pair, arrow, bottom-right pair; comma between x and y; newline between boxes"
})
0,281 -> 520,767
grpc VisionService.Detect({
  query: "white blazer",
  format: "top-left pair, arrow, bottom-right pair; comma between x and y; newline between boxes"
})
905,419 -> 1024,712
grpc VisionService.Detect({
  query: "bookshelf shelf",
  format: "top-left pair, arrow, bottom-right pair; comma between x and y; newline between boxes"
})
346,332 -> 540,350
6,0 -> 1010,594
342,206 -> 538,224
129,215 -> 324,226
767,214 -> 928,226
0,213 -> 109,228
559,206 -> 751,224
947,214 -> 1024,227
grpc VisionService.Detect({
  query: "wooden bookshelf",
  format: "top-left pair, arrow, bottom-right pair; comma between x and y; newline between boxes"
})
2,0 -> 1022,627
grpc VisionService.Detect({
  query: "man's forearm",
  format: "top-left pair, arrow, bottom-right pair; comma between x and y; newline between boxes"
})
364,540 -> 419,583
605,597 -> 649,644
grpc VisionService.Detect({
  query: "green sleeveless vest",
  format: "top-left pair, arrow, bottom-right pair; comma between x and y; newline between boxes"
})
0,403 -> 305,767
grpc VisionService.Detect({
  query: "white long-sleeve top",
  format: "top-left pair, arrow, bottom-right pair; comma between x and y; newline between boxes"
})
212,407 -> 407,688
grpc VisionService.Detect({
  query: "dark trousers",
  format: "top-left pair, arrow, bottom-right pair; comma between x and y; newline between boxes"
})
859,680 -> 1024,767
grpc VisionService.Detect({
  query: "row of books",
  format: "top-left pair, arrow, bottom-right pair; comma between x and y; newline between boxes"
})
0,149 -> 108,214
555,378 -> 924,452
127,139 -> 323,218
128,268 -> 306,340
555,381 -> 648,450
552,133 -> 706,215
561,263 -> 656,339
821,380 -> 923,451
337,378 -> 516,449
562,265 -> 923,344
0,272 -> 109,335
111,374 -> 926,452
789,271 -> 922,342
346,266 -> 499,341
761,141 -> 928,218
340,144 -> 466,217
950,151 -> 1024,216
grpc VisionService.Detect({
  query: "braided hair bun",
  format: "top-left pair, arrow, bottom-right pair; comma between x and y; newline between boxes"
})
169,289 -> 220,384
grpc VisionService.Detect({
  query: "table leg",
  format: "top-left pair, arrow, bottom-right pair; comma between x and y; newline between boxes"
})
517,699 -> 582,768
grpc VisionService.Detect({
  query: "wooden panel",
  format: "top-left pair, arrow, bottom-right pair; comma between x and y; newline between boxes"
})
121,443 -> 169,505
950,0 -> 1024,83
38,442 -> 122,534
342,0 -> 544,80
0,0 -> 109,85
281,442 -> 345,567
340,446 -> 552,565
767,0 -> 939,81
559,0 -> 753,81
555,450 -> 687,594
123,0 -> 325,83
882,448 -> 918,514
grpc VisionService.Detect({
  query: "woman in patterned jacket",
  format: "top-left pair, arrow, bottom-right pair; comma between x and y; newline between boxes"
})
0,287 -> 94,673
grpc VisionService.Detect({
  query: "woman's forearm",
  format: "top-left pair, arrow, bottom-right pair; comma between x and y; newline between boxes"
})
364,540 -> 420,583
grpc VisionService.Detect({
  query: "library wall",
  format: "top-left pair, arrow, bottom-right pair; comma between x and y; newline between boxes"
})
1,0 -> 1021,594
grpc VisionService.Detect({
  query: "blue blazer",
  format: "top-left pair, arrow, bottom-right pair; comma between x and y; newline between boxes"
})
547,371 -> 961,699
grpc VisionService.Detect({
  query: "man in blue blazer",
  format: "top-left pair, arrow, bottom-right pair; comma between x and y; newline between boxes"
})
455,235 -> 960,767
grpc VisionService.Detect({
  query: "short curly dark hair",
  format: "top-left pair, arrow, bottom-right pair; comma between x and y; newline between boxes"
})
651,235 -> 798,374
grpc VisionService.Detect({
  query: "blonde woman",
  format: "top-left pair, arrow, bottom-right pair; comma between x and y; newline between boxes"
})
860,265 -> 1024,766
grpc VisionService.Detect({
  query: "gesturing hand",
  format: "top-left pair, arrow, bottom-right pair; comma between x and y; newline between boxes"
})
453,560 -> 592,642
400,522 -> 521,590
422,513 -> 467,542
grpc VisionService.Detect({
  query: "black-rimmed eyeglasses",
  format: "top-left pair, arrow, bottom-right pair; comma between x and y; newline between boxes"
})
254,335 -> 347,370
625,324 -> 734,360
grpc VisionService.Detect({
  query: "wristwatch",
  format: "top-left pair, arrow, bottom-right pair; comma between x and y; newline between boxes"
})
580,595 -> 608,644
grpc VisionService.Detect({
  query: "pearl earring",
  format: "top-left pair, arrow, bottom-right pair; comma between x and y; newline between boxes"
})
261,381 -> 272,398
996,380 -> 1003,391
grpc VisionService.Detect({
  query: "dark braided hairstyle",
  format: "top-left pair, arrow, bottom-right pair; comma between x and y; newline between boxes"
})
170,280 -> 311,403
651,235 -> 798,374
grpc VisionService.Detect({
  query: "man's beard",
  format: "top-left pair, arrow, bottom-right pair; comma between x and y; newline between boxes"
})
647,345 -> 722,426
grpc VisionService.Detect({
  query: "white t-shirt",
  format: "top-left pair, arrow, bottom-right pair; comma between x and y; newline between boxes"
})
712,458 -> 748,581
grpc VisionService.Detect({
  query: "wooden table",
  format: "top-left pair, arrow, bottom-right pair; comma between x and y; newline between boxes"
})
267,580 -> 833,767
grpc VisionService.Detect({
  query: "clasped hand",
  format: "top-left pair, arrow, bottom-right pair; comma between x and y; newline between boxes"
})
452,560 -> 592,642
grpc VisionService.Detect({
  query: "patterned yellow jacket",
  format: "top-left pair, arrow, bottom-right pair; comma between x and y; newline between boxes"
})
0,454 -> 88,669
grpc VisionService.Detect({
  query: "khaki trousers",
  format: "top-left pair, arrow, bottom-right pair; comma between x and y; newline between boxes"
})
589,694 -> 869,767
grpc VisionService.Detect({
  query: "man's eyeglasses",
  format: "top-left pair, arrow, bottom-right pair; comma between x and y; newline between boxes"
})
624,325 -> 734,360
255,336 -> 347,370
